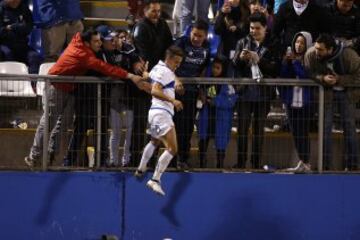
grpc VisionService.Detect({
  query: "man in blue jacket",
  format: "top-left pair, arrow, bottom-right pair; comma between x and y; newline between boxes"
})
32,0 -> 84,62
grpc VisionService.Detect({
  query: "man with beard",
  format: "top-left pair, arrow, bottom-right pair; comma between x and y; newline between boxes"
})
304,34 -> 360,170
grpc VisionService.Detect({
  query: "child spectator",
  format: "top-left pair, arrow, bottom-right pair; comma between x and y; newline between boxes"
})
197,57 -> 238,168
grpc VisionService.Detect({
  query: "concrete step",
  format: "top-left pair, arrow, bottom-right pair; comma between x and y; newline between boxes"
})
83,17 -> 128,29
80,0 -> 129,19
80,0 -> 175,31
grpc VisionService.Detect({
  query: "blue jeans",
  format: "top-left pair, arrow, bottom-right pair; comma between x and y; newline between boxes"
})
109,108 -> 133,165
29,86 -> 74,160
324,91 -> 359,170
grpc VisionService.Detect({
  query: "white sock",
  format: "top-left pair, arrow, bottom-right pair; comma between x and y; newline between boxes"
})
138,142 -> 156,171
153,150 -> 173,182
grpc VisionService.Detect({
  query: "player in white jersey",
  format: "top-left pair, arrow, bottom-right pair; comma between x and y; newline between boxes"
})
135,46 -> 184,196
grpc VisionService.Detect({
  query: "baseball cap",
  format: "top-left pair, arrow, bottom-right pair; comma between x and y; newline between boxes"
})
96,25 -> 117,41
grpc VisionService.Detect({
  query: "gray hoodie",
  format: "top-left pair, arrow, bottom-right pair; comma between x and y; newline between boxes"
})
291,31 -> 313,55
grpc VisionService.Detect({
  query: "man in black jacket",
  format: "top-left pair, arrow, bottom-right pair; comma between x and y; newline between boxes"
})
326,0 -> 360,53
132,0 -> 173,165
0,0 -> 41,73
133,0 -> 173,70
272,0 -> 330,53
233,13 -> 280,169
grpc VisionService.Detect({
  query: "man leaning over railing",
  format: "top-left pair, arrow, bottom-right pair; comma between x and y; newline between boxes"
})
173,20 -> 210,170
24,29 -> 147,168
304,33 -> 360,171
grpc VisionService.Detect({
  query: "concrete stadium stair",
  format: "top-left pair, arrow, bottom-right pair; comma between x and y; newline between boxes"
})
80,0 -> 129,28
80,0 -> 175,30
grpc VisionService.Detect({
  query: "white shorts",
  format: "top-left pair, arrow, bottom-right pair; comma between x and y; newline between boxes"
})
147,109 -> 174,139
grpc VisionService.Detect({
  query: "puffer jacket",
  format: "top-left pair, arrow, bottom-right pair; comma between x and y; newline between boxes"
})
49,32 -> 128,92
32,0 -> 83,28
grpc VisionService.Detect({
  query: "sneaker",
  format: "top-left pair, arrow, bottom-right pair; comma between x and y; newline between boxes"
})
146,179 -> 165,196
288,161 -> 311,173
134,169 -> 145,178
303,163 -> 311,172
177,161 -> 190,171
24,156 -> 35,168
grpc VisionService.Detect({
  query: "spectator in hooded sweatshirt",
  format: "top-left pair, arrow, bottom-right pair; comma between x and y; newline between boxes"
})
279,31 -> 314,172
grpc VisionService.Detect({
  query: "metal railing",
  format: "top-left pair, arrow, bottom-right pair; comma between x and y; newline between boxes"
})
2,73 -> 358,173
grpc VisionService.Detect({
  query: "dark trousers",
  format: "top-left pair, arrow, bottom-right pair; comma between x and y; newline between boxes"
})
174,90 -> 199,165
65,84 -> 109,166
237,100 -> 270,169
324,91 -> 359,170
286,105 -> 312,163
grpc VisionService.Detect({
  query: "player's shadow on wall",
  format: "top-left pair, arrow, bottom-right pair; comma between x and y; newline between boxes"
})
161,173 -> 193,227
35,173 -> 72,225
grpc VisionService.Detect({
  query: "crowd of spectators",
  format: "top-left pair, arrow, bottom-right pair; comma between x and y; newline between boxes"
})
6,0 -> 360,171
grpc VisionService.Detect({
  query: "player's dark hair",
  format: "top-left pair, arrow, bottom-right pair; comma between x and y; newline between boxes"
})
166,45 -> 184,59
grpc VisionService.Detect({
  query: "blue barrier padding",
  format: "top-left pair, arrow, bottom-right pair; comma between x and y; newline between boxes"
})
0,172 -> 359,239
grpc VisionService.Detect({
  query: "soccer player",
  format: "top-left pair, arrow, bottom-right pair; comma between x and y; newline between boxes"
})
134,46 -> 184,196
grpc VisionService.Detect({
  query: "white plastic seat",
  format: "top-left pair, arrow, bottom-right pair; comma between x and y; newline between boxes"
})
36,62 -> 55,96
0,61 -> 36,97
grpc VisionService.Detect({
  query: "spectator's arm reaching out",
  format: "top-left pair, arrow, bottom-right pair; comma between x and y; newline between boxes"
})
84,54 -> 150,90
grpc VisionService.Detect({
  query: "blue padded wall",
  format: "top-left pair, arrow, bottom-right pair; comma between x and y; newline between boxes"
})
0,172 -> 359,240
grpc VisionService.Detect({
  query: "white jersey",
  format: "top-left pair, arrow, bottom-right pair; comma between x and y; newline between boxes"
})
149,60 -> 176,116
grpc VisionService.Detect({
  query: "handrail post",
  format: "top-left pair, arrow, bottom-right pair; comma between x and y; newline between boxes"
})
317,85 -> 325,173
42,79 -> 50,171
96,83 -> 102,168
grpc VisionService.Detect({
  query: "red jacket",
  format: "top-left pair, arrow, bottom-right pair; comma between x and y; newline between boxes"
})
49,32 -> 128,92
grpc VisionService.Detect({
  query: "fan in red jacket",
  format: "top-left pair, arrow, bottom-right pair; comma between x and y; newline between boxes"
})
49,31 -> 146,92
24,29 -> 148,168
